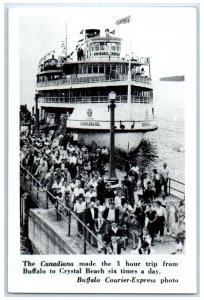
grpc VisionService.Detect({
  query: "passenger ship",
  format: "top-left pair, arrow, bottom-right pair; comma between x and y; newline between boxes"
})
36,28 -> 157,151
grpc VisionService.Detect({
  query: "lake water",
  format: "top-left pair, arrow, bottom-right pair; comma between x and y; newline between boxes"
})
146,80 -> 185,183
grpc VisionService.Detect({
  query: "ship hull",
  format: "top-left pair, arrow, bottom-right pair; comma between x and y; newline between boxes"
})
72,128 -> 151,152
64,103 -> 157,151
39,102 -> 157,151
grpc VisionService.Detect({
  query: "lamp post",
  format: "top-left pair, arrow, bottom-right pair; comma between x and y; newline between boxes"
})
108,91 -> 118,184
35,90 -> 39,135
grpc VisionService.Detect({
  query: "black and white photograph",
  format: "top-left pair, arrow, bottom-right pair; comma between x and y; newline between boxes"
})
19,7 -> 186,256
6,2 -> 199,294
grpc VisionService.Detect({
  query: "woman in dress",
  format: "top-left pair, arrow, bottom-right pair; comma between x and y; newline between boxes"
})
166,201 -> 178,237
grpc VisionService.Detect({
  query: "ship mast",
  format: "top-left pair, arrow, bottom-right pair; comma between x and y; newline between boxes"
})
127,16 -> 132,105
65,23 -> 68,57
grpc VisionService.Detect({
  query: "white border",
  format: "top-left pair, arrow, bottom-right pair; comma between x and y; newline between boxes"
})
5,1 -> 201,296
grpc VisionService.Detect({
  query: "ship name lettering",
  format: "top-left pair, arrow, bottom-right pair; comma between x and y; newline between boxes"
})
80,121 -> 100,127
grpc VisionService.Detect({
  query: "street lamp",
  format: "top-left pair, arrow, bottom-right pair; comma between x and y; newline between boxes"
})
108,91 -> 118,184
35,90 -> 39,135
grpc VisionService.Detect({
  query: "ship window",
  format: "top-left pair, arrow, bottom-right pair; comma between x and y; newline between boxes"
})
95,43 -> 99,51
111,64 -> 116,71
122,65 -> 126,74
82,65 -> 87,74
99,64 -> 104,73
107,42 -> 111,52
116,65 -> 121,74
93,65 -> 98,73
88,65 -> 92,74
112,43 -> 116,51
78,65 -> 82,74
100,42 -> 105,50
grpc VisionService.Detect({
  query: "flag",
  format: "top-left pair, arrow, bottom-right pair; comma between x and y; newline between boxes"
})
115,15 -> 130,25
110,29 -> 115,35
80,29 -> 84,34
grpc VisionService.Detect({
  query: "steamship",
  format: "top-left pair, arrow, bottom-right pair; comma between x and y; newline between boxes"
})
36,28 -> 157,151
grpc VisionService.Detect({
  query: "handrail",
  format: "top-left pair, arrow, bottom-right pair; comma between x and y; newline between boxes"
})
39,95 -> 152,105
55,197 -> 108,253
20,164 -> 110,254
36,74 -> 151,87
169,178 -> 184,186
168,178 -> 185,197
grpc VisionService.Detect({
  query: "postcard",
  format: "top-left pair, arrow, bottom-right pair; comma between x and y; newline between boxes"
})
7,2 -> 198,295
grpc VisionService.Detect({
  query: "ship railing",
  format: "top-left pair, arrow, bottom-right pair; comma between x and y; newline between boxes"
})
131,96 -> 152,104
132,76 -> 151,84
20,164 -> 111,254
40,95 -> 151,104
36,74 -> 151,87
115,155 -> 185,199
168,178 -> 185,198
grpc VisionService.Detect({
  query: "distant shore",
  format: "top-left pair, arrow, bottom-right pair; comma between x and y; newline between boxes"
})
159,75 -> 185,82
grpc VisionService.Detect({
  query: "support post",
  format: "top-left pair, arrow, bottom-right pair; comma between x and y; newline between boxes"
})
56,200 -> 59,221
84,227 -> 87,254
46,191 -> 49,209
68,210 -> 71,236
37,184 -> 39,200
168,178 -> 171,196
108,91 -> 118,184
35,90 -> 39,135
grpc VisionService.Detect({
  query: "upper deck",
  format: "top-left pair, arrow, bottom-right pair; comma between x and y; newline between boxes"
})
36,73 -> 152,91
36,29 -> 152,91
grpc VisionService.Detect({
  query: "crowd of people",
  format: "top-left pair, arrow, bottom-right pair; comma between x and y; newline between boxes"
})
20,129 -> 185,255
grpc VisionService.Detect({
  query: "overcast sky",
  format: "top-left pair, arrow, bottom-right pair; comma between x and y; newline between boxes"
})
19,6 -> 196,109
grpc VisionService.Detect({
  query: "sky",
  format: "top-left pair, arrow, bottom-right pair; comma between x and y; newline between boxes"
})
19,6 -> 196,109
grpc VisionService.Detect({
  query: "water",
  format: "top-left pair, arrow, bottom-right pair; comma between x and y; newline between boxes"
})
146,80 -> 185,183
